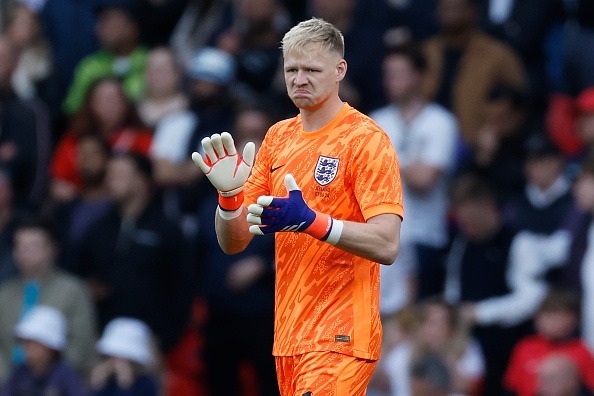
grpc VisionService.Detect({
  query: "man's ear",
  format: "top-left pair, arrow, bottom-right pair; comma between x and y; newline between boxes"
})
336,59 -> 347,82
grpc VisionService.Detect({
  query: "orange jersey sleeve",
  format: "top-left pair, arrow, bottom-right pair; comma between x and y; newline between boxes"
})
244,103 -> 403,360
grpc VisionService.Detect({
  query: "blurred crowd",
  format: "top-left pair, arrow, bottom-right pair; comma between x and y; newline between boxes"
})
0,0 -> 593,395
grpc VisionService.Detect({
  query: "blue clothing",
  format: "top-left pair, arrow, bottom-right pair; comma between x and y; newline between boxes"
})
0,360 -> 88,396
90,374 -> 158,396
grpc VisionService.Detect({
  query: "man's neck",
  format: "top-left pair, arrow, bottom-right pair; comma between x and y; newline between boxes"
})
81,184 -> 108,202
442,28 -> 473,48
395,96 -> 426,124
111,42 -> 137,57
300,97 -> 344,132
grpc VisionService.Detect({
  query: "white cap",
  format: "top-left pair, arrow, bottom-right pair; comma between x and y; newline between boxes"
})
187,47 -> 236,85
15,305 -> 68,351
97,318 -> 153,365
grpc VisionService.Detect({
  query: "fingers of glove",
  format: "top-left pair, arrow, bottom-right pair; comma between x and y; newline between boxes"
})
284,174 -> 301,192
249,225 -> 265,235
256,195 -> 274,206
247,203 -> 264,216
201,135 -> 218,163
191,152 -> 210,174
210,133 -> 226,158
221,132 -> 237,156
242,141 -> 256,167
246,213 -> 262,225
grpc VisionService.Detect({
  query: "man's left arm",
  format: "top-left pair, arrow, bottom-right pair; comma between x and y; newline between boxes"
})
247,173 -> 401,265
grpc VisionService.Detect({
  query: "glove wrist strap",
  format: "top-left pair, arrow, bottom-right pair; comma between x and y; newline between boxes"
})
306,212 -> 343,245
218,191 -> 244,211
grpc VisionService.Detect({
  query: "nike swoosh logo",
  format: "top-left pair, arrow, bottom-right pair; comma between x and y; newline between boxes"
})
270,165 -> 285,173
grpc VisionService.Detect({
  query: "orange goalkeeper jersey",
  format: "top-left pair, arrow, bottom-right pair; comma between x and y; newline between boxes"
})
244,103 -> 404,360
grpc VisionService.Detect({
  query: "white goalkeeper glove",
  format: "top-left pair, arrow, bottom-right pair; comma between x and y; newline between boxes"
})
192,132 -> 255,212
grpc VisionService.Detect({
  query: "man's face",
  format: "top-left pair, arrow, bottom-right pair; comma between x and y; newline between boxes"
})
95,8 -> 137,50
535,311 -> 577,342
436,0 -> 476,33
453,200 -> 499,241
13,229 -> 55,277
524,156 -> 564,191
383,55 -> 422,102
105,157 -> 142,203
283,45 -> 346,111
145,49 -> 179,97
90,80 -> 128,132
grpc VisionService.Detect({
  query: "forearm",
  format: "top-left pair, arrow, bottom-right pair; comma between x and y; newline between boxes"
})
401,162 -> 441,193
215,206 -> 254,254
333,214 -> 401,265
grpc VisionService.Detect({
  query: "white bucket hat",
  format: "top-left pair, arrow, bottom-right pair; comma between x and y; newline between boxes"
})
96,317 -> 153,365
14,305 -> 68,351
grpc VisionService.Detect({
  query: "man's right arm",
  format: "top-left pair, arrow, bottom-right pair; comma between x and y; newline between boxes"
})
215,206 -> 254,254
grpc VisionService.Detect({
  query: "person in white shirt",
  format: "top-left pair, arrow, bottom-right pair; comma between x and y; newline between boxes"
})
370,43 -> 459,312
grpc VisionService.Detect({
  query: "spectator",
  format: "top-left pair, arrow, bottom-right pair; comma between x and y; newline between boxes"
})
537,354 -> 594,396
0,306 -> 88,396
503,132 -> 574,236
90,318 -> 159,396
384,297 -> 485,396
139,46 -> 200,213
476,0 -> 559,110
422,0 -> 527,145
444,173 -> 548,396
76,152 -> 192,354
50,77 -> 153,202
62,0 -> 148,115
370,43 -> 459,304
0,35 -> 49,209
503,288 -> 594,396
50,134 -> 112,270
409,352 -> 452,396
4,3 -> 63,146
460,83 -> 534,204
4,4 -> 60,108
369,307 -> 419,396
186,47 -> 238,141
38,0 -> 99,97
215,0 -> 290,97
0,217 -> 97,383
556,152 -> 594,352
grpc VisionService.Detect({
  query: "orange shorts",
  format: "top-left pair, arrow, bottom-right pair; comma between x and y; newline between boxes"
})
275,351 -> 377,396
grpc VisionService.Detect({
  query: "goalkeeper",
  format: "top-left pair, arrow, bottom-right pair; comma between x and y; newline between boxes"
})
193,17 -> 404,396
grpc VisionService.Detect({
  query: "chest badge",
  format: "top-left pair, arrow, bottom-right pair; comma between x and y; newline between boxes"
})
314,156 -> 340,186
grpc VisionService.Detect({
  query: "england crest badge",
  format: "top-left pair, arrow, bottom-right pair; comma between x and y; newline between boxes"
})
314,155 -> 340,186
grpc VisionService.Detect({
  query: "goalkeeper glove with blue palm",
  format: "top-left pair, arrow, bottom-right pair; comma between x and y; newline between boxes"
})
246,174 -> 343,245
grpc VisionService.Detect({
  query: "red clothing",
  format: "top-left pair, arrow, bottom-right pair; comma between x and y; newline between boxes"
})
503,334 -> 594,396
51,128 -> 153,189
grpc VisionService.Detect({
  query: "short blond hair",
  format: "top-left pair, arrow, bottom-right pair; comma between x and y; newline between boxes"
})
281,17 -> 344,58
